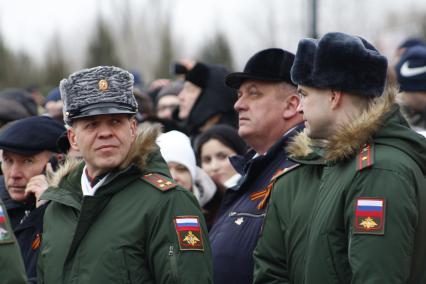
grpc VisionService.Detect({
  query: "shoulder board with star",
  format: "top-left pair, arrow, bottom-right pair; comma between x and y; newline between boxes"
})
141,173 -> 177,192
250,162 -> 301,211
356,143 -> 375,171
270,162 -> 301,183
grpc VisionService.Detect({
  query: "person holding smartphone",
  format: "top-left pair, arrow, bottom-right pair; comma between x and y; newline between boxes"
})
0,115 -> 65,283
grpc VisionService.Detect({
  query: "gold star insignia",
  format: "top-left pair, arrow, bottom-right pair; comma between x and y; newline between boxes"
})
98,79 -> 108,91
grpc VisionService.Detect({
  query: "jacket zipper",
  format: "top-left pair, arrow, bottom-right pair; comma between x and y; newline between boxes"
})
169,245 -> 178,281
229,211 -> 266,218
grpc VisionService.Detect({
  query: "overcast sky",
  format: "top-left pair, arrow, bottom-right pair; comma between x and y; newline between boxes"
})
0,0 -> 425,70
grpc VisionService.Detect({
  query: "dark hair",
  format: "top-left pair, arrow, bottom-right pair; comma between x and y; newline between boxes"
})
194,124 -> 247,164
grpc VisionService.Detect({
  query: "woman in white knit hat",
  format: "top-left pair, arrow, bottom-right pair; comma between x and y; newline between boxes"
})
156,130 -> 216,208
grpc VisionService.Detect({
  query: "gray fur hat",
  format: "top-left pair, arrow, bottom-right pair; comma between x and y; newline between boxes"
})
60,66 -> 138,125
291,32 -> 388,97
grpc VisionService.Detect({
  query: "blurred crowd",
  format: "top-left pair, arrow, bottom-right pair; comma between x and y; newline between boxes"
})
0,33 -> 426,284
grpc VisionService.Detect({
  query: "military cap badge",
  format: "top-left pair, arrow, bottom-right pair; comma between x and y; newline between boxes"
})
98,79 -> 108,91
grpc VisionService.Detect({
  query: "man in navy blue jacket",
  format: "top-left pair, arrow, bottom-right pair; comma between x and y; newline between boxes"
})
209,48 -> 304,284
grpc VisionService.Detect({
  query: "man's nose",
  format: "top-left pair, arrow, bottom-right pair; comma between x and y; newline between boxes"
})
98,124 -> 113,137
234,96 -> 245,112
10,164 -> 23,178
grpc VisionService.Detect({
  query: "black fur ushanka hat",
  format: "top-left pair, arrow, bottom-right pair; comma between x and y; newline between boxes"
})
291,32 -> 388,97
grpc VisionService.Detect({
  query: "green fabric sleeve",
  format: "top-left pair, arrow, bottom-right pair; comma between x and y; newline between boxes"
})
0,202 -> 27,284
0,242 -> 28,284
147,188 -> 213,284
253,183 -> 290,284
345,168 -> 418,284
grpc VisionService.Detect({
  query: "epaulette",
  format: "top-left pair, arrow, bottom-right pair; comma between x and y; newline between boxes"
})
356,143 -> 375,171
270,163 -> 301,183
250,162 -> 301,210
141,173 -> 177,192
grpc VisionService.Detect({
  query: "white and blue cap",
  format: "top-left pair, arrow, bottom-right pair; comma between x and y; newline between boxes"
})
60,66 -> 138,125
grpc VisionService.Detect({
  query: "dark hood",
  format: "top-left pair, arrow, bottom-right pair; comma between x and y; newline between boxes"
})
187,64 -> 237,132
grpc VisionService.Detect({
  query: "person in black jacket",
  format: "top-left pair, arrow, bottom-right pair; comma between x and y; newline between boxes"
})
0,116 -> 65,283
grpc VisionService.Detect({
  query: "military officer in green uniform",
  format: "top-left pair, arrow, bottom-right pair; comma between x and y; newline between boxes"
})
0,199 -> 27,284
254,32 -> 426,284
37,66 -> 212,284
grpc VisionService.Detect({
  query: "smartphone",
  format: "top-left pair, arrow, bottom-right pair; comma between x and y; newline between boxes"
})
25,157 -> 58,208
48,155 -> 60,172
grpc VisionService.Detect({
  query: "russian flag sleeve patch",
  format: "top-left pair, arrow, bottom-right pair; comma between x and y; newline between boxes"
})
174,216 -> 204,251
0,204 -> 14,244
353,198 -> 385,235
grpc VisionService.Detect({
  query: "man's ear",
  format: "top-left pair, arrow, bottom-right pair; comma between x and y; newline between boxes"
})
67,128 -> 79,151
330,90 -> 343,110
283,94 -> 300,119
130,118 -> 137,142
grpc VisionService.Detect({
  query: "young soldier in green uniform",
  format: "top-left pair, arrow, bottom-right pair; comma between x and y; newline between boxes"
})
37,66 -> 212,284
0,199 -> 27,284
254,32 -> 426,284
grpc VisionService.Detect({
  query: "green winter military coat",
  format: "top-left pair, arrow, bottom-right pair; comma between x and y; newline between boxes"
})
37,128 -> 212,284
0,200 -> 27,284
253,162 -> 323,284
254,89 -> 426,284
